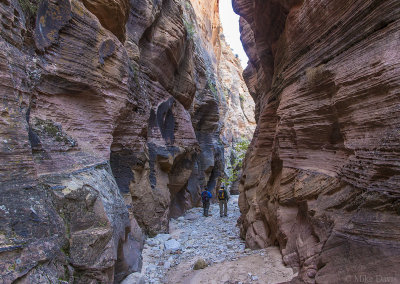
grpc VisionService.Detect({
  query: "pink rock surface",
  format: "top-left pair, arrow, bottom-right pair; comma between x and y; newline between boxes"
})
0,0 -> 254,281
234,0 -> 400,283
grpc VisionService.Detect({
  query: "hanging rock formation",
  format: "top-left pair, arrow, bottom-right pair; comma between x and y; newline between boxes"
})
233,0 -> 400,283
0,0 -> 253,282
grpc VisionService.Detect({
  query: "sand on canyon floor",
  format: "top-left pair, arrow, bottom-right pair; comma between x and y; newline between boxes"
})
167,247 -> 295,284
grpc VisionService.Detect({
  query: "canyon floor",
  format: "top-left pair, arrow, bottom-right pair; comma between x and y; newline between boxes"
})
122,196 -> 295,284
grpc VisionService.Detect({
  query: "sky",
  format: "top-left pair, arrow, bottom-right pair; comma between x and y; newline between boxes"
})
219,0 -> 249,68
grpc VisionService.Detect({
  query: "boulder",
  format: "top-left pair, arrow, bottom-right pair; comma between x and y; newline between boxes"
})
164,239 -> 181,253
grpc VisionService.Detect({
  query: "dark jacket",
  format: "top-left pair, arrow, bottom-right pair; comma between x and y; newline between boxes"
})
201,190 -> 212,202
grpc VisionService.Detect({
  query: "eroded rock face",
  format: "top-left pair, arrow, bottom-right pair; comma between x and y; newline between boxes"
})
233,0 -> 400,283
82,0 -> 129,42
111,0 -> 256,235
1,0 -> 143,282
0,0 -> 254,281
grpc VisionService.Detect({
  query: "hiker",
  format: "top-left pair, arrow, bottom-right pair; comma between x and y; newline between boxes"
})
201,187 -> 212,217
217,184 -> 229,217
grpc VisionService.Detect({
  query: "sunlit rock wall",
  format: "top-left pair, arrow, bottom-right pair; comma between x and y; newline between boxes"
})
233,0 -> 400,283
190,0 -> 256,190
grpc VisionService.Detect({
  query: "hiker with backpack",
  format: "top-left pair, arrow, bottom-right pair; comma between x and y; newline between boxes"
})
201,187 -> 212,217
217,185 -> 229,217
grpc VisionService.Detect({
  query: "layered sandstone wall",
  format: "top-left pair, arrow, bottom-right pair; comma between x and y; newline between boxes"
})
233,0 -> 400,283
0,0 -> 253,282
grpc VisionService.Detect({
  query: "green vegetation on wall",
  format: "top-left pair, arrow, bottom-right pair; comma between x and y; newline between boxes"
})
208,79 -> 218,99
18,0 -> 38,18
183,19 -> 195,39
221,138 -> 250,187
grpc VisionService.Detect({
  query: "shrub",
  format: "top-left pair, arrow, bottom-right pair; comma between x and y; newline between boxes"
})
183,19 -> 195,39
18,0 -> 38,18
221,138 -> 250,186
208,80 -> 218,99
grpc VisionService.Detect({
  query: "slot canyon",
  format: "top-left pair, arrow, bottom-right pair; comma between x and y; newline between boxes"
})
0,0 -> 399,283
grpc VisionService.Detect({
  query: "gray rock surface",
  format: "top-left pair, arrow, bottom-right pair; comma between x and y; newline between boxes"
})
164,239 -> 181,253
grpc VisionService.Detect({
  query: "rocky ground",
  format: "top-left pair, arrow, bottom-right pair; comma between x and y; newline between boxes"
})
122,196 -> 295,284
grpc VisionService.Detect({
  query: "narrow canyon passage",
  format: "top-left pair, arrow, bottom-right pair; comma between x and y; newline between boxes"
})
0,0 -> 399,283
122,196 -> 294,284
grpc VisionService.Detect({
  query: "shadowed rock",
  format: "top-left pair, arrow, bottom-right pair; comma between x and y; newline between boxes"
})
34,0 -> 71,50
99,39 -> 116,65
82,0 -> 129,42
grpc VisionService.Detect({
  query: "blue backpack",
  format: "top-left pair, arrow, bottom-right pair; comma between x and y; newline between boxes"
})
201,191 -> 210,203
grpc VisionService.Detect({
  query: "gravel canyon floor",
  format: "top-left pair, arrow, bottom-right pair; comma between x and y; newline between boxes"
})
122,196 -> 295,284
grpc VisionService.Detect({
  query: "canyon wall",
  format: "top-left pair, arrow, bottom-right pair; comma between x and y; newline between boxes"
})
233,0 -> 400,283
0,0 -> 254,282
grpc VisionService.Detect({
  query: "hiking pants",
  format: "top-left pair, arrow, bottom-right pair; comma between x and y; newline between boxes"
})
203,201 -> 210,216
219,199 -> 227,217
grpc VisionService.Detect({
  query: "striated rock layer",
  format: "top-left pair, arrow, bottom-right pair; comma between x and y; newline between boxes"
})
233,0 -> 400,283
0,0 -> 253,282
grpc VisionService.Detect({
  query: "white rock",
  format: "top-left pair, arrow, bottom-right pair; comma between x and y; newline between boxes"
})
251,275 -> 259,281
156,233 -> 171,242
146,264 -> 157,272
177,216 -> 185,222
163,261 -> 171,269
146,238 -> 158,247
164,239 -> 181,253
